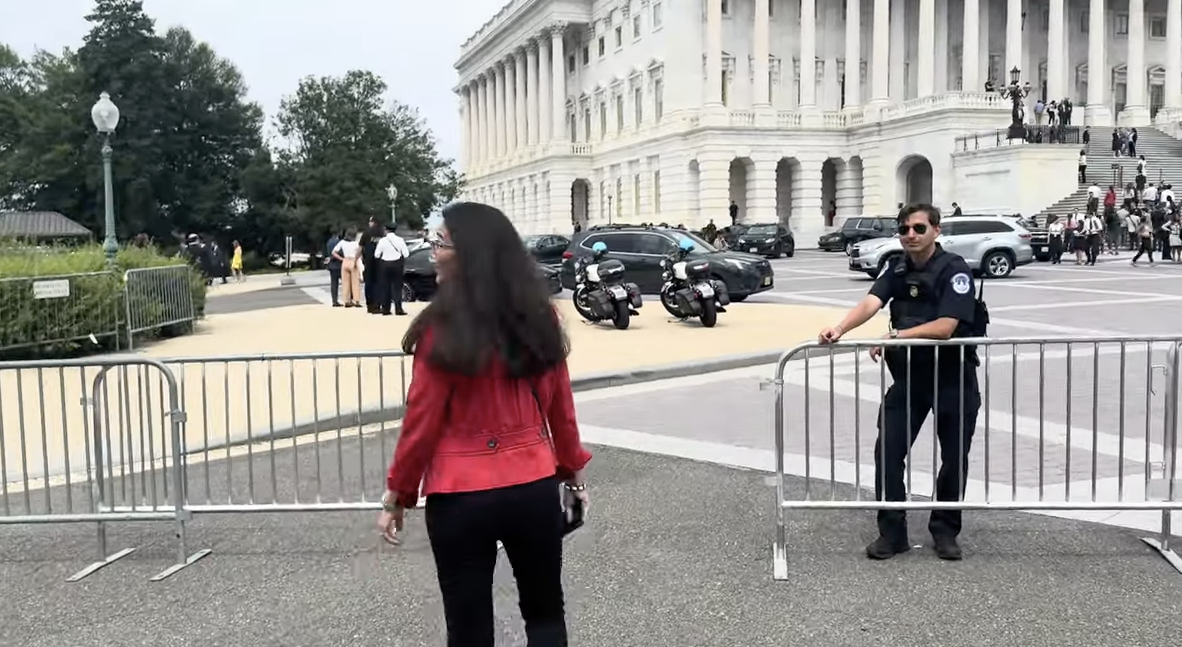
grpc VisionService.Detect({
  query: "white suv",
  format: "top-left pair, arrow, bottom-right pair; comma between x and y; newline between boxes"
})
847,215 -> 1035,279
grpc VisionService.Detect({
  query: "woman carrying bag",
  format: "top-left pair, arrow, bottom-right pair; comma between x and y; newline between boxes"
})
379,201 -> 593,647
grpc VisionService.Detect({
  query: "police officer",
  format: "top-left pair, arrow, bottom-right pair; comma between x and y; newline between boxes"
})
818,204 -> 982,561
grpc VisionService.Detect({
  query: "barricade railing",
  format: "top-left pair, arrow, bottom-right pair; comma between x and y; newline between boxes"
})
0,356 -> 207,581
159,351 -> 411,513
0,272 -> 123,356
124,266 -> 196,349
768,336 -> 1182,580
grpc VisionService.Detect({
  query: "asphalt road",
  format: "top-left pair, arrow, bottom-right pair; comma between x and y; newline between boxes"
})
2,441 -> 1179,647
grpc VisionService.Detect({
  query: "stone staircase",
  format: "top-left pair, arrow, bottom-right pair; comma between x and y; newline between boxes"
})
1033,126 -> 1182,221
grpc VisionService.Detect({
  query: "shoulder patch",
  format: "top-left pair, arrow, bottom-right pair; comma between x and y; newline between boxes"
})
951,272 -> 972,295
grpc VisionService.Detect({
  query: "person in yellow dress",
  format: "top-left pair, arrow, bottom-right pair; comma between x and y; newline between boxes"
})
230,240 -> 244,283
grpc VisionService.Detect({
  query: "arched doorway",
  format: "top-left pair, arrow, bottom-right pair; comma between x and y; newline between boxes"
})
775,157 -> 799,227
571,179 -> 591,232
728,157 -> 753,225
821,158 -> 844,227
896,155 -> 933,206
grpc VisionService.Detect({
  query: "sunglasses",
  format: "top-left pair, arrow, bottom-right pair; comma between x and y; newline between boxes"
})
897,223 -> 930,235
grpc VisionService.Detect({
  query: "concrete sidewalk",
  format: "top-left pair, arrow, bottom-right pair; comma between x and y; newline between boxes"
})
2,299 -> 884,489
0,442 -> 1178,647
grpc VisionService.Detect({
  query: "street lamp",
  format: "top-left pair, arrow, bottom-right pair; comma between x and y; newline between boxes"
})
90,91 -> 121,264
999,66 -> 1032,141
386,184 -> 398,225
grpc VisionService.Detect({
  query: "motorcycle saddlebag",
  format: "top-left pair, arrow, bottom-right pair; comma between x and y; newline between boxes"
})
712,279 -> 730,306
625,282 -> 643,308
674,288 -> 703,315
588,289 -> 616,319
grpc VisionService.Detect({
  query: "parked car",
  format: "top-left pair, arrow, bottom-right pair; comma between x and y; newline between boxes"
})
401,245 -> 562,302
523,234 -> 571,265
714,224 -> 748,249
847,215 -> 1034,279
817,216 -> 896,253
735,223 -> 795,258
560,224 -> 774,301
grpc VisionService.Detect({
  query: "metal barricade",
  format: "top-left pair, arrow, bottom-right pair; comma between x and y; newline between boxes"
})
0,272 -> 122,355
159,351 -> 410,514
768,336 -> 1182,580
0,357 -> 207,581
123,266 -> 196,349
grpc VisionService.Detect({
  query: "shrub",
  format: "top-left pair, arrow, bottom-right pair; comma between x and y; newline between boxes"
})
0,242 -> 207,359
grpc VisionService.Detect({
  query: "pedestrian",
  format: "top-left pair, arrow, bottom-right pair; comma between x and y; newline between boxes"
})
230,240 -> 244,283
1048,215 -> 1065,264
360,217 -> 384,313
817,204 -> 982,561
333,228 -> 363,307
374,221 -> 410,316
1132,216 -> 1155,266
326,231 -> 343,307
1084,209 -> 1104,265
1078,149 -> 1087,184
379,201 -> 592,646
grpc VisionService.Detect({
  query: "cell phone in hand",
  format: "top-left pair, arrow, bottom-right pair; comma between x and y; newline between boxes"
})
562,493 -> 585,536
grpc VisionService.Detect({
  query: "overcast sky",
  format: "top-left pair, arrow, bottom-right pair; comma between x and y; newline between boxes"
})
0,0 -> 506,164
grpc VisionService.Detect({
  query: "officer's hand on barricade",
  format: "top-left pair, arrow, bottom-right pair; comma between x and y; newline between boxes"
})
868,333 -> 889,363
818,325 -> 844,344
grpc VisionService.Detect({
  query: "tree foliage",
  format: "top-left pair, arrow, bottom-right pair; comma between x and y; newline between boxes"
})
0,0 -> 459,257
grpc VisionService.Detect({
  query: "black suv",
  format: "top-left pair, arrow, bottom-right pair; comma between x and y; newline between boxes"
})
817,216 -> 896,253
560,225 -> 774,300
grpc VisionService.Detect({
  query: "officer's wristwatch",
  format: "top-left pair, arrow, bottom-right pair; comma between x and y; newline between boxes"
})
888,329 -> 899,339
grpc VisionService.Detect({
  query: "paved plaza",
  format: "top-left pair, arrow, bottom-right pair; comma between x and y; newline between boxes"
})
2,250 -> 1182,645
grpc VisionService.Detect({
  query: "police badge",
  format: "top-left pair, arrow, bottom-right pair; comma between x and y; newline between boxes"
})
909,285 -> 918,297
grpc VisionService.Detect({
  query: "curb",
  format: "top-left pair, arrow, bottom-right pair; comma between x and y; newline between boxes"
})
193,345 -> 851,455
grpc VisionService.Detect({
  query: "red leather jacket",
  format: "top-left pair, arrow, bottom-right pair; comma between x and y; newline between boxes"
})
385,329 -> 592,508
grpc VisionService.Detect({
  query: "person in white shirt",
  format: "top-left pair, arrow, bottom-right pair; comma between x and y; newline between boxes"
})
332,228 -> 363,307
1047,215 -> 1066,264
374,222 -> 411,316
1144,183 -> 1159,205
1084,210 -> 1104,265
1122,206 -> 1138,251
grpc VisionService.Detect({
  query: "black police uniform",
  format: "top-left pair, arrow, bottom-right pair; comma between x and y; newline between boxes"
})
867,245 -> 982,544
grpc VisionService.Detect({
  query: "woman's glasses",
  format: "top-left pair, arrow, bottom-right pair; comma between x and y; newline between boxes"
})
427,234 -> 454,249
897,223 -> 929,235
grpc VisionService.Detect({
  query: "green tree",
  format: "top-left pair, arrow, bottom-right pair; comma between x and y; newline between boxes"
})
275,70 -> 458,242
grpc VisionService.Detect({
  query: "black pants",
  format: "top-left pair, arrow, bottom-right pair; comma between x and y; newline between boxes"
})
1085,234 -> 1101,264
328,267 -> 341,305
426,477 -> 567,647
378,258 -> 405,314
1133,237 -> 1155,263
875,362 -> 980,541
1078,164 -> 1086,183
1048,236 -> 1063,263
363,256 -> 378,310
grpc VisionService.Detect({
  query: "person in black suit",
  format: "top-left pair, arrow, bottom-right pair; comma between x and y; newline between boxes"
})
360,217 -> 383,313
374,222 -> 410,316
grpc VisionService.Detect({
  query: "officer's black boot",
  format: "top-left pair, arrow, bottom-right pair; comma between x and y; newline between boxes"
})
933,535 -> 963,561
867,512 -> 910,559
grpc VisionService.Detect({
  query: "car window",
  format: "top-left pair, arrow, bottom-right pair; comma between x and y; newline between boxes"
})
746,224 -> 778,235
666,230 -> 718,252
977,221 -> 1014,233
939,222 -> 959,236
635,233 -> 676,255
580,233 -> 613,251
842,218 -> 862,230
952,221 -> 1009,235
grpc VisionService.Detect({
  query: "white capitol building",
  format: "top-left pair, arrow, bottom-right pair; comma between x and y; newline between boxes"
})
453,0 -> 1182,244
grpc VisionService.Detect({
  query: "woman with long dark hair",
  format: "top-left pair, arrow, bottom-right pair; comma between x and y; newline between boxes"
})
379,202 -> 592,646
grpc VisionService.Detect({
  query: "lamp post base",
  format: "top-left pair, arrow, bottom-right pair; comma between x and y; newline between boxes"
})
1006,123 -> 1027,140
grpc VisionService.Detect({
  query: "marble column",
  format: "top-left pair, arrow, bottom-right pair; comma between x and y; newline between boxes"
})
526,42 -> 540,144
504,59 -> 517,154
1087,0 -> 1110,124
705,0 -> 723,105
1005,0 -> 1022,81
918,0 -> 935,96
549,24 -> 567,142
1046,0 -> 1065,100
798,0 -> 817,107
962,0 -> 979,91
753,0 -> 770,108
514,51 -> 527,149
1168,0 -> 1182,110
871,0 -> 890,104
843,0 -> 861,109
888,0 -> 905,101
1124,0 -> 1149,123
748,158 -> 778,225
461,87 -> 472,171
478,77 -> 490,164
538,36 -> 553,142
698,155 -> 730,228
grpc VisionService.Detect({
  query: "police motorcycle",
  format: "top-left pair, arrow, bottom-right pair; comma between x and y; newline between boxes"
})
658,239 -> 729,328
571,241 -> 643,330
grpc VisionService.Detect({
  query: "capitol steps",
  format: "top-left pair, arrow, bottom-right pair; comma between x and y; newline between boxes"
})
1033,126 -> 1182,221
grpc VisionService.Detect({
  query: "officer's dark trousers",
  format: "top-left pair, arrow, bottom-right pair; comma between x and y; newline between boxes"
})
363,258 -> 378,311
377,258 -> 405,314
327,267 -> 341,305
875,362 -> 981,541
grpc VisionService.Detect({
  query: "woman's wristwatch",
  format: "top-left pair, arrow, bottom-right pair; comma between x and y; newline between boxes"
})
564,482 -> 587,492
381,492 -> 400,512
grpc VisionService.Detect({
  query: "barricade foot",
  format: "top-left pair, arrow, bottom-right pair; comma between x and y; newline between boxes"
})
771,543 -> 788,581
1140,537 -> 1182,575
66,547 -> 137,582
149,548 -> 212,582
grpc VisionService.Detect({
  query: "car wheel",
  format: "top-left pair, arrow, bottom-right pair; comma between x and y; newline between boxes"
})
401,283 -> 416,303
844,241 -> 853,255
983,251 -> 1013,278
785,241 -> 795,258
